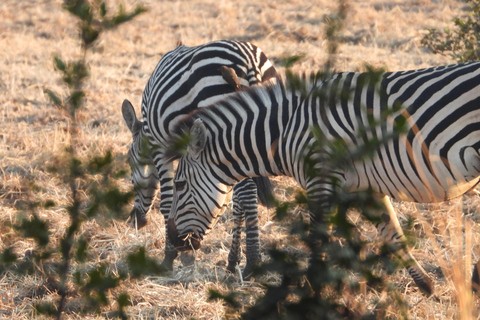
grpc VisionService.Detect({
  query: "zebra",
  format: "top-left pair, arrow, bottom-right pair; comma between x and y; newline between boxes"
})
166,61 -> 480,296
121,40 -> 278,275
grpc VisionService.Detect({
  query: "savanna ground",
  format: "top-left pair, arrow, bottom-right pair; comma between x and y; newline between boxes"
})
1,0 -> 480,318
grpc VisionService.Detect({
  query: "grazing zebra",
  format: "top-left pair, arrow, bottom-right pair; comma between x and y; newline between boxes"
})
166,61 -> 480,295
122,40 -> 277,274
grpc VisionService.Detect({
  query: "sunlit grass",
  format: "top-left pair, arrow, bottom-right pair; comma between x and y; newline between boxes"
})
1,0 -> 478,318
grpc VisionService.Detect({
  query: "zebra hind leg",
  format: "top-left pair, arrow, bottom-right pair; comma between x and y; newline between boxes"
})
227,179 -> 261,280
375,196 -> 434,296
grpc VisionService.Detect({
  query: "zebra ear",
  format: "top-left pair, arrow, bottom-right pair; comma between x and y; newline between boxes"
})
188,119 -> 207,157
122,99 -> 142,135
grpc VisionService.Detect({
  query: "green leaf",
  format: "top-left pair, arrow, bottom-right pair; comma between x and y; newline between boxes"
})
0,247 -> 17,264
44,89 -> 63,108
274,202 -> 290,221
75,238 -> 89,262
208,289 -> 241,309
117,292 -> 131,307
279,54 -> 305,69
69,90 -> 86,110
82,25 -> 100,47
54,56 -> 66,72
63,0 -> 93,23
106,4 -> 147,29
99,2 -> 107,17
35,302 -> 58,317
88,151 -> 113,173
127,247 -> 166,278
15,214 -> 50,247
114,292 -> 131,320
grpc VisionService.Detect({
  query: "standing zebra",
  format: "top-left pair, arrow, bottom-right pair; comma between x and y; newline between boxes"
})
167,62 -> 480,296
122,40 -> 277,274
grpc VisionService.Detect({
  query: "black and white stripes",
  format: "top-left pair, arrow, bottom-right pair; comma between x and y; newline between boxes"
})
122,40 -> 277,272
167,62 -> 480,294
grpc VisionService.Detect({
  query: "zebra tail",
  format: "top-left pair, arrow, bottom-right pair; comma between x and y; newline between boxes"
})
252,177 -> 276,209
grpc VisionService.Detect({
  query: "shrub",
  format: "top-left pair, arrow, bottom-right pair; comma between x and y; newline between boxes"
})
422,0 -> 480,62
0,2 -> 170,319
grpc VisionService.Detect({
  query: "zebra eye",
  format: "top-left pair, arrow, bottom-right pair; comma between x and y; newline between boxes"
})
175,180 -> 187,191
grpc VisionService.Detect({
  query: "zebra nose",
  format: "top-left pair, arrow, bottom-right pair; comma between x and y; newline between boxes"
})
167,218 -> 203,251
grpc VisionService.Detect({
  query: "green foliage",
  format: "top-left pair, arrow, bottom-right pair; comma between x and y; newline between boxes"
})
76,264 -> 126,312
0,1 -> 151,319
35,302 -> 59,317
323,0 -> 348,72
127,247 -> 168,278
15,214 -> 51,247
63,0 -> 147,48
114,293 -> 132,320
422,0 -> 480,62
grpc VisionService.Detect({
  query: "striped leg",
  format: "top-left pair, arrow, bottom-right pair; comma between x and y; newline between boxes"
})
157,162 -> 179,270
227,178 -> 261,279
306,178 -> 336,241
375,195 -> 434,295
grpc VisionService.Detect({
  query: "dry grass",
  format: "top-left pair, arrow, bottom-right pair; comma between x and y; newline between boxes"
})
1,0 -> 480,318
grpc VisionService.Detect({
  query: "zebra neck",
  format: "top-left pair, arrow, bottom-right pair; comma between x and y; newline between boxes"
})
200,83 -> 291,182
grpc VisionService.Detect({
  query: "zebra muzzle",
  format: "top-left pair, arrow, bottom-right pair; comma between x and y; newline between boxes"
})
127,208 -> 147,229
167,218 -> 202,251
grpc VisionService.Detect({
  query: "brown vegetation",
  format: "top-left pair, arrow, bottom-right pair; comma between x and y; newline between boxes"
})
1,0 -> 479,318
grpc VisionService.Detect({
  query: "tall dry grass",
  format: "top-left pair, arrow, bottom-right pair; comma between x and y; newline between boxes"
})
1,0 -> 480,318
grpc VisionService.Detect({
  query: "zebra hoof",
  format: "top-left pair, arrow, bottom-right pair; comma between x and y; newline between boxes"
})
160,249 -> 178,271
226,262 -> 237,274
180,252 -> 195,266
243,257 -> 260,280
242,266 -> 255,281
408,264 -> 434,296
127,209 -> 147,229
413,275 -> 434,296
160,259 -> 174,271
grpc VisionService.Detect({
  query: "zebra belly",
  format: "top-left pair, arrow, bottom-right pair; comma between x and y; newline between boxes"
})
347,141 -> 480,203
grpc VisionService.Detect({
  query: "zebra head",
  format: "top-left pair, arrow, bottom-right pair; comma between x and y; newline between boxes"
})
122,99 -> 159,229
167,118 -> 232,251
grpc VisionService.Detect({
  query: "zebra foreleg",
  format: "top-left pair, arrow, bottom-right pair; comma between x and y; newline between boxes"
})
227,179 -> 261,279
242,179 -> 261,279
375,195 -> 434,295
157,164 -> 180,271
227,190 -> 244,274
